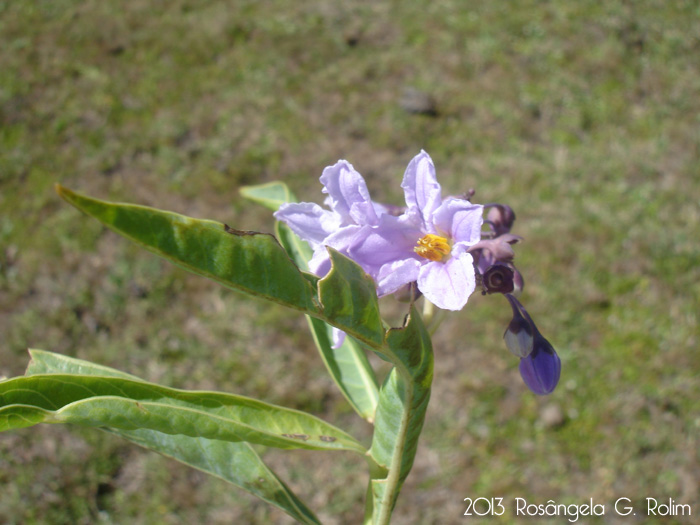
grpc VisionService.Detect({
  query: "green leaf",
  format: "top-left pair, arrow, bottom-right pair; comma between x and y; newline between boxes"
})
26,350 -> 321,525
110,429 -> 321,524
240,181 -> 297,211
275,220 -> 379,423
367,308 -> 433,524
57,186 -> 382,350
0,373 -> 366,454
56,185 -> 320,315
27,349 -> 144,380
319,249 -> 385,348
307,317 -> 379,422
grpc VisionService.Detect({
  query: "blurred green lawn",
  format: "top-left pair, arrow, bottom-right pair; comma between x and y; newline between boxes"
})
1,1 -> 698,523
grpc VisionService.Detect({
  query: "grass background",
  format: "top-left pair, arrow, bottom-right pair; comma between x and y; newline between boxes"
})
1,1 -> 698,523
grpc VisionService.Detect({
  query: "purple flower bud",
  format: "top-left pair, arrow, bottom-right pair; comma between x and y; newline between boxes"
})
518,334 -> 561,395
469,235 -> 522,276
482,263 -> 515,295
485,204 -> 516,236
469,238 -> 516,264
504,294 -> 561,394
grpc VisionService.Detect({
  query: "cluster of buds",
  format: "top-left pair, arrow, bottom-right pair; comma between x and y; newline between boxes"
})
468,203 -> 561,395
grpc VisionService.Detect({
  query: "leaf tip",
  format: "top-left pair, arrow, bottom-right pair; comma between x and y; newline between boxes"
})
55,184 -> 76,203
25,348 -> 38,375
238,185 -> 254,198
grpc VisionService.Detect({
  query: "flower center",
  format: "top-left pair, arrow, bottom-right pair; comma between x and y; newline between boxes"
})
414,234 -> 451,262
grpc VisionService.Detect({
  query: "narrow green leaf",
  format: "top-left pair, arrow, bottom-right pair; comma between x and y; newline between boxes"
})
110,429 -> 322,525
0,374 -> 366,454
57,186 -> 386,357
26,350 -> 321,525
275,221 -> 379,423
56,185 -> 320,315
240,181 -> 297,211
27,349 -> 143,380
307,317 -> 379,422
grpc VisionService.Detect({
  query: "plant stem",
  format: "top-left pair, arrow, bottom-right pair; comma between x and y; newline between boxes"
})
422,298 -> 435,324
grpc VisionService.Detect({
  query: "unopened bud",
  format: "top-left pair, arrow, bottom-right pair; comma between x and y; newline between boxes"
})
482,263 -> 515,295
486,204 -> 516,236
504,294 -> 561,394
518,334 -> 561,395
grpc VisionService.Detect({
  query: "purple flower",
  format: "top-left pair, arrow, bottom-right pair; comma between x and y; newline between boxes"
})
348,151 -> 483,310
274,159 -> 383,278
275,151 -> 483,312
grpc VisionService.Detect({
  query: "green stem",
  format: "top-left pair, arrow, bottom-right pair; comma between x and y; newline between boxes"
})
422,299 -> 435,324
